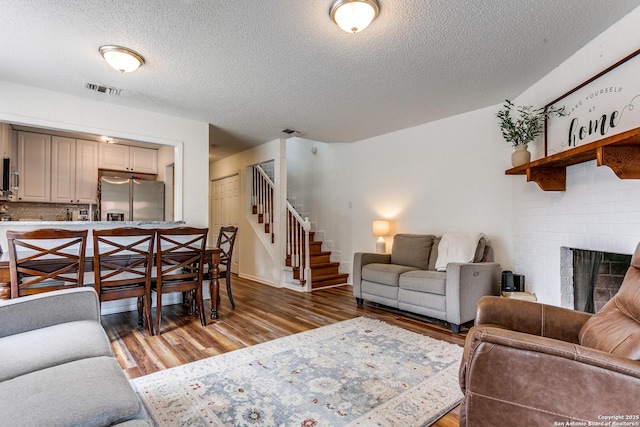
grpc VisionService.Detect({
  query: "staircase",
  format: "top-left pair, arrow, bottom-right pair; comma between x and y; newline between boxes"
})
252,202 -> 274,243
251,164 -> 349,290
286,229 -> 349,289
251,166 -> 275,243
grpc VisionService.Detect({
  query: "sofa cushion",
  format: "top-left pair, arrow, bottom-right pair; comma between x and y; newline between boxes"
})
398,290 -> 446,312
578,266 -> 640,360
579,306 -> 640,360
399,270 -> 447,295
0,288 -> 100,338
362,281 -> 400,307
391,234 -> 436,269
0,356 -> 143,427
113,421 -> 153,427
362,263 -> 418,286
0,320 -> 113,382
427,237 -> 441,271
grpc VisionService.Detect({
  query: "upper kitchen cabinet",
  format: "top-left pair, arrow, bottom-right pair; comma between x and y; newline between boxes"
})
129,146 -> 158,174
98,143 -> 128,171
51,137 -> 98,204
0,123 -> 16,197
17,132 -> 51,202
75,139 -> 99,203
0,122 -> 12,158
99,143 -> 158,174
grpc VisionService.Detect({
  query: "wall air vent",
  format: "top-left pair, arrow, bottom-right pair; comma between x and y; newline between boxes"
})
84,82 -> 121,96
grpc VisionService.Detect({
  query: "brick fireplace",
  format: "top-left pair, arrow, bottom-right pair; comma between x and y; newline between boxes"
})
560,246 -> 631,313
513,159 -> 640,306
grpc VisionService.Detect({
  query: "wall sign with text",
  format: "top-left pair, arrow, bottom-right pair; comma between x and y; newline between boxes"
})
545,49 -> 640,156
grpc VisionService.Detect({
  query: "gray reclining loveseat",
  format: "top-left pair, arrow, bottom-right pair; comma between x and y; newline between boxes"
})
353,233 -> 501,333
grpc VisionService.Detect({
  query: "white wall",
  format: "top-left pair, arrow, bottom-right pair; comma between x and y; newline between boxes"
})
156,145 -> 174,183
221,6 -> 640,304
210,139 -> 285,286
0,81 -> 210,227
509,7 -> 640,305
288,105 -> 514,277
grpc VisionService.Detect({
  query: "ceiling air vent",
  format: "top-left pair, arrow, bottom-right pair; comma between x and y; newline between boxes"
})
280,128 -> 304,138
84,82 -> 121,96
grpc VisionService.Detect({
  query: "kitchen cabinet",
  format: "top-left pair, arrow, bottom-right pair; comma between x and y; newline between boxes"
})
75,139 -> 99,203
51,137 -> 98,203
129,146 -> 158,174
0,122 -> 17,197
98,143 -> 128,171
0,122 -> 12,159
99,144 -> 158,174
51,136 -> 74,203
17,132 -> 51,202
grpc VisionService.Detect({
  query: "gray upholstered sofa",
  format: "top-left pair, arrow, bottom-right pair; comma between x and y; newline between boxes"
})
353,233 -> 501,333
0,287 -> 150,427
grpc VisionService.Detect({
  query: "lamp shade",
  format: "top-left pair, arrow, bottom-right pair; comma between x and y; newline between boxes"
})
330,0 -> 380,33
372,220 -> 390,237
99,45 -> 145,73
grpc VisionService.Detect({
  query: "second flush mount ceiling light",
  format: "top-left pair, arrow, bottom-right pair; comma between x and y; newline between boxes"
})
330,0 -> 380,33
99,45 -> 145,73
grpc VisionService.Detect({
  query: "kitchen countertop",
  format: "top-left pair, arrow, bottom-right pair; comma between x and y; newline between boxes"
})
0,220 -> 188,250
0,220 -> 185,226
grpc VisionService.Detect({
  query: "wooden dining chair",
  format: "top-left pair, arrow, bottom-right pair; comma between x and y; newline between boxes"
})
92,227 -> 156,335
215,226 -> 238,308
7,229 -> 88,298
153,227 -> 208,335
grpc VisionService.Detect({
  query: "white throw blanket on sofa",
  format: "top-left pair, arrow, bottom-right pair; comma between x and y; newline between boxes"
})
435,232 -> 487,271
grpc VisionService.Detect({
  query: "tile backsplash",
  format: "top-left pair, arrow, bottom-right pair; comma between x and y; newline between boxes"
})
0,202 -> 96,222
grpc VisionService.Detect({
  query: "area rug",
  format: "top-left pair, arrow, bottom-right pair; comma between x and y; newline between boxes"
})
131,317 -> 464,426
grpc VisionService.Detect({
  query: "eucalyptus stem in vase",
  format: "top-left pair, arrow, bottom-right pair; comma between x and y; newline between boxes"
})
497,99 -> 565,167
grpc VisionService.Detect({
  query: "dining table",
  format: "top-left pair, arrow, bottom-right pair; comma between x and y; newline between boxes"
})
0,247 -> 224,320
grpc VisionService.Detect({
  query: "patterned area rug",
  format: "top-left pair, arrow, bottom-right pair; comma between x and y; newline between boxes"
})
131,317 -> 464,426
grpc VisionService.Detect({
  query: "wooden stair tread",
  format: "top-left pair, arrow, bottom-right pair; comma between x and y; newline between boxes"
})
311,273 -> 350,289
312,272 -> 349,281
287,252 -> 331,262
310,261 -> 340,267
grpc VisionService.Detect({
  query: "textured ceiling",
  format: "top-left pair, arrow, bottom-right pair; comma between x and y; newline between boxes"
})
1,1 -> 639,161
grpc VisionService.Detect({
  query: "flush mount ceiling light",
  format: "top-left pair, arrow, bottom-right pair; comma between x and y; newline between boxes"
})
100,136 -> 117,144
99,45 -> 145,73
330,0 -> 380,33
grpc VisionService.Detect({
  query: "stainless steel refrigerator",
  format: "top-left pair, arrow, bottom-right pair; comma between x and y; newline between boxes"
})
100,177 -> 164,221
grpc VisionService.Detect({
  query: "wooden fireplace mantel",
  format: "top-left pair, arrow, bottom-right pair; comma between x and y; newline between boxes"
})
505,126 -> 640,191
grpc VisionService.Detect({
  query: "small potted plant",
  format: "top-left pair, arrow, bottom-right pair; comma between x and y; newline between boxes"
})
497,99 -> 565,167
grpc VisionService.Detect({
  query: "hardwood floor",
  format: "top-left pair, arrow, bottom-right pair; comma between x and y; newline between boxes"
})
102,275 -> 467,427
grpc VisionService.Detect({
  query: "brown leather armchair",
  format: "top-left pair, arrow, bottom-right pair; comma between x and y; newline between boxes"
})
459,244 -> 640,426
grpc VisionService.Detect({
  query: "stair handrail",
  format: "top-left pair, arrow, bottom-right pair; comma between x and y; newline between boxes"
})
252,165 -> 274,235
254,164 -> 275,187
286,201 -> 311,287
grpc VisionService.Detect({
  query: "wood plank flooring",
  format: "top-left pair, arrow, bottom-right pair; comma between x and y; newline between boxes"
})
102,275 -> 467,427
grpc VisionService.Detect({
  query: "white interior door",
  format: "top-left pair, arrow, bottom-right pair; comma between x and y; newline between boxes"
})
210,174 -> 240,273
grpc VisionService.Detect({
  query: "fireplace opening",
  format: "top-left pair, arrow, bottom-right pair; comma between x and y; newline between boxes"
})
560,247 -> 631,313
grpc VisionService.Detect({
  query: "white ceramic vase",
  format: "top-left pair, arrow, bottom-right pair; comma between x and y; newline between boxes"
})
511,144 -> 531,167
